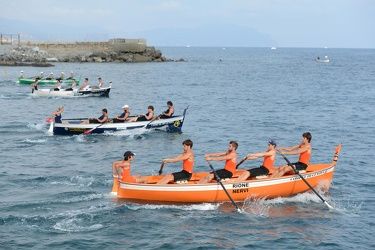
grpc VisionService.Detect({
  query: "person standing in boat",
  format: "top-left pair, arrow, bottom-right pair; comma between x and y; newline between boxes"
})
234,140 -> 277,182
197,141 -> 238,184
113,151 -> 148,184
110,105 -> 130,123
19,71 -> 24,79
79,78 -> 90,90
156,139 -> 194,184
128,105 -> 154,122
81,108 -> 108,124
270,132 -> 312,178
158,101 -> 174,119
51,106 -> 69,124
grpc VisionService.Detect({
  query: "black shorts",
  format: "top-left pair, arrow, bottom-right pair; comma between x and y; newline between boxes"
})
293,162 -> 308,170
159,114 -> 171,119
172,170 -> 192,182
89,119 -> 100,124
137,116 -> 148,122
213,169 -> 233,180
248,165 -> 269,177
112,118 -> 124,123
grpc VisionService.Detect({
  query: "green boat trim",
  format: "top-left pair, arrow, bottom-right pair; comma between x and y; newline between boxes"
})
18,78 -> 80,85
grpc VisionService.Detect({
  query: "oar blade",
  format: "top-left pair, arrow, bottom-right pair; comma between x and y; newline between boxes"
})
83,129 -> 93,135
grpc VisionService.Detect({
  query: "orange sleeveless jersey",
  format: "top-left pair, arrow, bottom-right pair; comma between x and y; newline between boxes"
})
298,145 -> 311,165
224,159 -> 236,174
183,157 -> 194,173
262,155 -> 275,171
121,166 -> 136,183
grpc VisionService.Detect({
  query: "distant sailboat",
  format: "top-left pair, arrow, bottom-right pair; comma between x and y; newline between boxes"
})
271,47 -> 277,50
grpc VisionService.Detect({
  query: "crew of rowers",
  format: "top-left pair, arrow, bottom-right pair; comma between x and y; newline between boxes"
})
31,76 -> 105,91
51,101 -> 175,125
22,71 -> 75,80
113,132 -> 313,184
79,101 -> 174,124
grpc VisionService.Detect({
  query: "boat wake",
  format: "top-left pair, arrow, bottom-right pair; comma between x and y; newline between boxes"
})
241,184 -> 335,217
28,122 -> 48,131
123,202 -> 220,212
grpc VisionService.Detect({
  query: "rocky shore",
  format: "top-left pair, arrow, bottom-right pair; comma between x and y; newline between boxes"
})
0,39 -> 185,67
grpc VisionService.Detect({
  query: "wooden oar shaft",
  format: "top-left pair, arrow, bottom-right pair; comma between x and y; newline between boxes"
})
236,157 -> 247,169
207,160 -> 240,211
84,118 -> 113,135
278,152 -> 333,209
158,162 -> 165,175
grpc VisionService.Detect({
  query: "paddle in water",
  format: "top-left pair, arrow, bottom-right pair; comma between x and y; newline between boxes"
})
206,160 -> 240,211
278,151 -> 334,209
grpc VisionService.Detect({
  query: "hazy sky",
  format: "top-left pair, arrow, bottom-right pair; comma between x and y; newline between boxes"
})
1,0 -> 374,48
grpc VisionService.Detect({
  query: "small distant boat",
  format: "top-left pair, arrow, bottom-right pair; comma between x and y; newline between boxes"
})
19,78 -> 80,85
315,56 -> 330,63
31,85 -> 111,98
271,47 -> 277,50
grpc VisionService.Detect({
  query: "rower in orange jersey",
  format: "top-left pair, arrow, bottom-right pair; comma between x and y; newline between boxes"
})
157,139 -> 194,184
270,132 -> 312,178
197,141 -> 238,184
112,151 -> 148,184
234,140 -> 277,182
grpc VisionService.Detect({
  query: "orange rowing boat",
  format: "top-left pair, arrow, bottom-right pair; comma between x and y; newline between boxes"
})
111,144 -> 341,203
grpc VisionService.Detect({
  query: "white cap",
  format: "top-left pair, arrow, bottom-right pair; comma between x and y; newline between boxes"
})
62,72 -> 64,74
70,71 -> 73,73
122,105 -> 129,109
50,72 -> 53,74
21,70 -> 24,72
40,72 -> 43,74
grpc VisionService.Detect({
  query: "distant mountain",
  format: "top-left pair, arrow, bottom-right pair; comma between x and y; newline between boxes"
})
0,17 -> 275,46
135,22 -> 276,47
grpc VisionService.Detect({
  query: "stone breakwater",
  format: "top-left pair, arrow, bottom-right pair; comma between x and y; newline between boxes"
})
0,38 -> 185,67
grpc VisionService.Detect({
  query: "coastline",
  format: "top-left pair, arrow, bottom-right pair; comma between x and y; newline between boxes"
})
0,38 -> 185,67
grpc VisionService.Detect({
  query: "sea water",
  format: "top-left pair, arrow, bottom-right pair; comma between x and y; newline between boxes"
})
0,47 -> 374,249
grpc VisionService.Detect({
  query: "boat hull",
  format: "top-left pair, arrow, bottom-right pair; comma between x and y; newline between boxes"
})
31,86 -> 111,97
113,164 -> 334,203
19,78 -> 80,85
50,107 -> 188,135
111,144 -> 341,204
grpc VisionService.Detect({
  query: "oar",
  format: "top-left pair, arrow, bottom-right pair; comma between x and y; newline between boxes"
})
278,151 -> 333,209
144,116 -> 158,129
236,157 -> 247,169
158,162 -> 165,175
206,160 -> 240,211
83,119 -> 113,135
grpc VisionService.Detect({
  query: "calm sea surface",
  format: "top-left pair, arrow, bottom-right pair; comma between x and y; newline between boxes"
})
0,47 -> 374,249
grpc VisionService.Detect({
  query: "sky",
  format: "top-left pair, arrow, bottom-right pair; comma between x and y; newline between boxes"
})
0,0 -> 374,48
